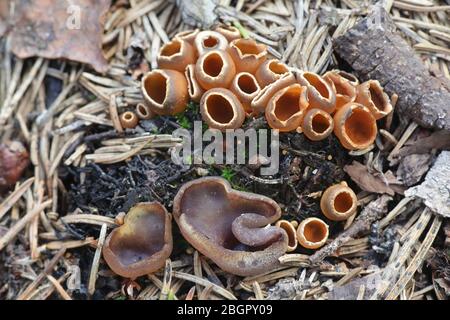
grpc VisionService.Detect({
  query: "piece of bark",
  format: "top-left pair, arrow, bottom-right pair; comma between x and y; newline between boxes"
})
176,0 -> 218,28
1,0 -> 110,73
328,272 -> 381,300
309,195 -> 392,265
396,154 -> 432,187
396,131 -> 450,157
405,151 -> 450,218
334,6 -> 450,131
344,161 -> 398,196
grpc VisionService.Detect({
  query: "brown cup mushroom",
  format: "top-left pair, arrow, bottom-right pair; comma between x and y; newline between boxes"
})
173,177 -> 289,276
301,108 -> 334,141
120,111 -> 139,129
195,50 -> 236,90
103,202 -> 173,279
228,38 -> 268,74
356,80 -> 393,120
320,182 -> 357,221
265,83 -> 309,132
229,72 -> 261,114
194,30 -> 229,56
297,71 -> 336,114
136,103 -> 154,120
251,72 -> 296,114
157,38 -> 196,72
185,64 -> 205,103
215,25 -> 241,42
0,141 -> 29,190
275,220 -> 298,252
323,71 -> 357,111
200,88 -> 245,131
333,102 -> 377,150
255,59 -> 290,88
174,29 -> 200,45
296,217 -> 329,250
141,69 -> 189,115
332,69 -> 359,87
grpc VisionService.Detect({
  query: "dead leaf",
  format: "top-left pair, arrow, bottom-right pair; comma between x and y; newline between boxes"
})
396,153 -> 433,187
1,0 -> 111,73
344,161 -> 397,196
397,130 -> 450,157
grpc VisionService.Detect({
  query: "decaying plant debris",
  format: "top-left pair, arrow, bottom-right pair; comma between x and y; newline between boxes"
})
0,0 -> 449,301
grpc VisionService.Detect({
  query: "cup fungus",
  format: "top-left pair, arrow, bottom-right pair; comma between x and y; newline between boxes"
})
0,141 -> 29,189
297,71 -> 336,114
228,38 -> 268,74
320,182 -> 357,221
173,177 -> 289,276
194,31 -> 229,56
229,72 -> 261,113
174,29 -> 200,45
200,88 -> 245,131
333,102 -> 378,150
265,84 -> 309,132
120,111 -> 139,129
296,217 -> 329,250
195,50 -> 236,90
157,38 -> 196,72
255,59 -> 290,88
275,220 -> 298,252
103,202 -> 173,279
356,80 -> 393,120
136,103 -> 154,120
185,64 -> 205,102
302,108 -> 334,141
332,69 -> 359,87
214,25 -> 241,42
323,71 -> 357,111
141,69 -> 189,115
251,72 -> 296,114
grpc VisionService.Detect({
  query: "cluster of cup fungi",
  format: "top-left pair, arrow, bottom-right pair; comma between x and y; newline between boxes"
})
104,26 -> 393,278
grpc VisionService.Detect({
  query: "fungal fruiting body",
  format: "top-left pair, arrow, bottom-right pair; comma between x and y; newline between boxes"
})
103,202 -> 173,279
194,30 -> 229,56
228,38 -> 268,74
333,102 -> 378,150
297,71 -> 336,114
255,59 -> 290,88
141,69 -> 189,115
320,182 -> 357,221
185,64 -> 205,102
136,103 -> 154,120
275,220 -> 298,252
214,25 -> 241,42
157,38 -> 196,72
174,29 -> 200,45
200,88 -> 245,131
265,83 -> 309,132
229,72 -> 261,114
0,141 -> 30,189
356,80 -> 393,120
251,72 -> 296,114
195,50 -> 236,90
331,69 -> 359,87
173,177 -> 288,276
323,71 -> 357,111
301,108 -> 334,141
296,217 -> 329,250
120,111 -> 139,129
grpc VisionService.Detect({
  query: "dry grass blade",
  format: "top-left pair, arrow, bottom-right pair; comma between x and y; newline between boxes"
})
0,177 -> 34,220
88,223 -> 108,295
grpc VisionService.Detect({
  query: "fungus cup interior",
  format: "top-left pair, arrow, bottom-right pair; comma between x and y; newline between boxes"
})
137,104 -> 150,117
143,72 -> 167,104
237,74 -> 258,94
234,40 -> 264,56
311,113 -> 331,133
303,220 -> 328,244
123,112 -> 134,121
160,40 -> 182,57
177,179 -> 281,251
269,60 -> 288,75
203,36 -> 219,48
333,191 -> 354,213
278,221 -> 296,248
274,86 -> 303,121
304,73 -> 330,99
369,82 -> 387,112
205,93 -> 235,124
344,108 -> 376,145
203,53 -> 224,77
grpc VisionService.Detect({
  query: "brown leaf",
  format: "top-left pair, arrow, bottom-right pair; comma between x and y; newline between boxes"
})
396,153 -> 433,187
344,161 -> 396,196
1,0 -> 111,73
